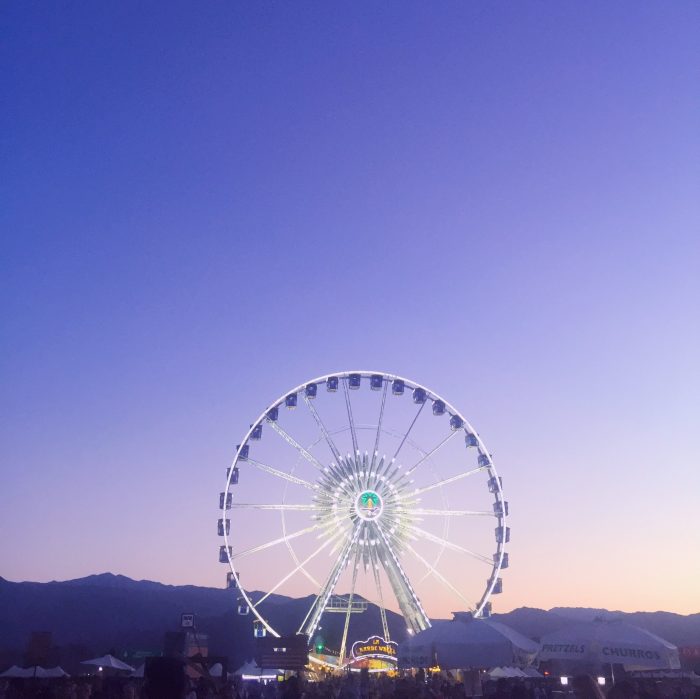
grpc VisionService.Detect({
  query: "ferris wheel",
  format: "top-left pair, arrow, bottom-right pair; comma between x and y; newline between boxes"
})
218,371 -> 509,664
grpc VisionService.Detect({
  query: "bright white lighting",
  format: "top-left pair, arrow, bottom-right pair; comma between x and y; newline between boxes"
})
98,667 -> 103,672
560,677 -> 568,686
597,677 -> 606,686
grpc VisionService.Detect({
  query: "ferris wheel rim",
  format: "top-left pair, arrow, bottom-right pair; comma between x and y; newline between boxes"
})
221,370 -> 508,645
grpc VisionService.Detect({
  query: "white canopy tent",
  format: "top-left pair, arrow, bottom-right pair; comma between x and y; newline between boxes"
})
0,666 -> 35,679
0,666 -> 31,679
40,667 -> 70,678
399,613 -> 539,670
81,654 -> 135,672
538,619 -> 680,671
234,660 -> 261,676
489,667 -> 529,679
628,670 -> 700,684
234,659 -> 280,681
0,666 -> 69,679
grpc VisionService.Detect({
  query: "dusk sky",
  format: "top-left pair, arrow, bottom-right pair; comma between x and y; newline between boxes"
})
1,2 -> 699,617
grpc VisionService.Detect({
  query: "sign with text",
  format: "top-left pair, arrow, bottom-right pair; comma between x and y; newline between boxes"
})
351,636 -> 398,663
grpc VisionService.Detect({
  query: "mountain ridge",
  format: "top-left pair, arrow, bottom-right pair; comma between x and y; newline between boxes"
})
8,573 -> 697,618
1,573 -> 698,670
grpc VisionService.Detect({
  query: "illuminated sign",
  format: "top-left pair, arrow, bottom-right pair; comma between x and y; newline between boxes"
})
351,636 -> 398,663
355,491 -> 383,521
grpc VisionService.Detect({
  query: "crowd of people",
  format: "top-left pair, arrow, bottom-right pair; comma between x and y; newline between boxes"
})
0,669 -> 698,699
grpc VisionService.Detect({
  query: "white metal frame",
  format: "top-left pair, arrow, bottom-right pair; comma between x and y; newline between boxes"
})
220,371 -> 508,658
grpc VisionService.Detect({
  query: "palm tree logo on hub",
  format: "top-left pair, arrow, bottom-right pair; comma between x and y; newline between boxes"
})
356,490 -> 383,520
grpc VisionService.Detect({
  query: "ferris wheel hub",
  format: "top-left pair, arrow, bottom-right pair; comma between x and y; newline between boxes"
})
355,490 -> 384,521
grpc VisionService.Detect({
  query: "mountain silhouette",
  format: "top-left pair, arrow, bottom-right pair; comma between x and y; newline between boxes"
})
1,574 -> 698,672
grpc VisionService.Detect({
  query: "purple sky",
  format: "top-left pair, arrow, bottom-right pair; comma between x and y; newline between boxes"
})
1,2 -> 699,616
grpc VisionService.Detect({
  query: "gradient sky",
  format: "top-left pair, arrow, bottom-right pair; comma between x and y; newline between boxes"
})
1,2 -> 699,617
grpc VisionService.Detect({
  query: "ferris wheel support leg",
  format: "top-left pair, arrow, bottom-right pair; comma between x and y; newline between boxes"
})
339,543 -> 362,664
369,545 -> 391,642
375,527 -> 430,634
298,526 -> 362,640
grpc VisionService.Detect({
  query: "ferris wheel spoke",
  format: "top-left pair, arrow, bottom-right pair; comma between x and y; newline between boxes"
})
318,462 -> 355,499
342,378 -> 360,456
231,502 -> 321,511
298,524 -> 362,639
317,514 -> 353,538
253,527 -> 346,609
409,524 -> 493,565
268,421 -> 326,471
282,513 -> 322,590
404,430 -> 460,476
412,508 -> 494,517
247,458 -> 317,490
400,466 -> 484,499
303,395 -> 343,463
233,524 -> 320,560
391,400 -> 426,463
415,489 -> 453,584
372,380 -> 389,464
373,452 -> 395,483
339,453 -> 360,493
404,541 -> 476,612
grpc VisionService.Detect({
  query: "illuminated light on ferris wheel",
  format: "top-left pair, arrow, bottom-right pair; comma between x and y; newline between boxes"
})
217,371 -> 509,667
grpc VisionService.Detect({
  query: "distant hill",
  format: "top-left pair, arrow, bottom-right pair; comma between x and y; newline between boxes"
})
1,574 -> 698,671
491,606 -> 700,647
0,574 -> 407,670
0,573 -> 234,649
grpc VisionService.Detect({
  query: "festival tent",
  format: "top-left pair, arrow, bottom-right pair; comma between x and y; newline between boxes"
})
40,667 -> 70,678
81,654 -> 135,672
130,664 -> 145,678
234,660 -> 261,676
398,613 -> 539,670
0,666 -> 69,679
488,667 -> 528,678
234,660 -> 280,681
628,670 -> 700,684
0,666 -> 35,678
538,619 -> 680,671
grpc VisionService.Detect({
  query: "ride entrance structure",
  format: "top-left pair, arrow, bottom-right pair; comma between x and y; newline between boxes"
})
347,635 -> 399,673
218,372 -> 509,670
